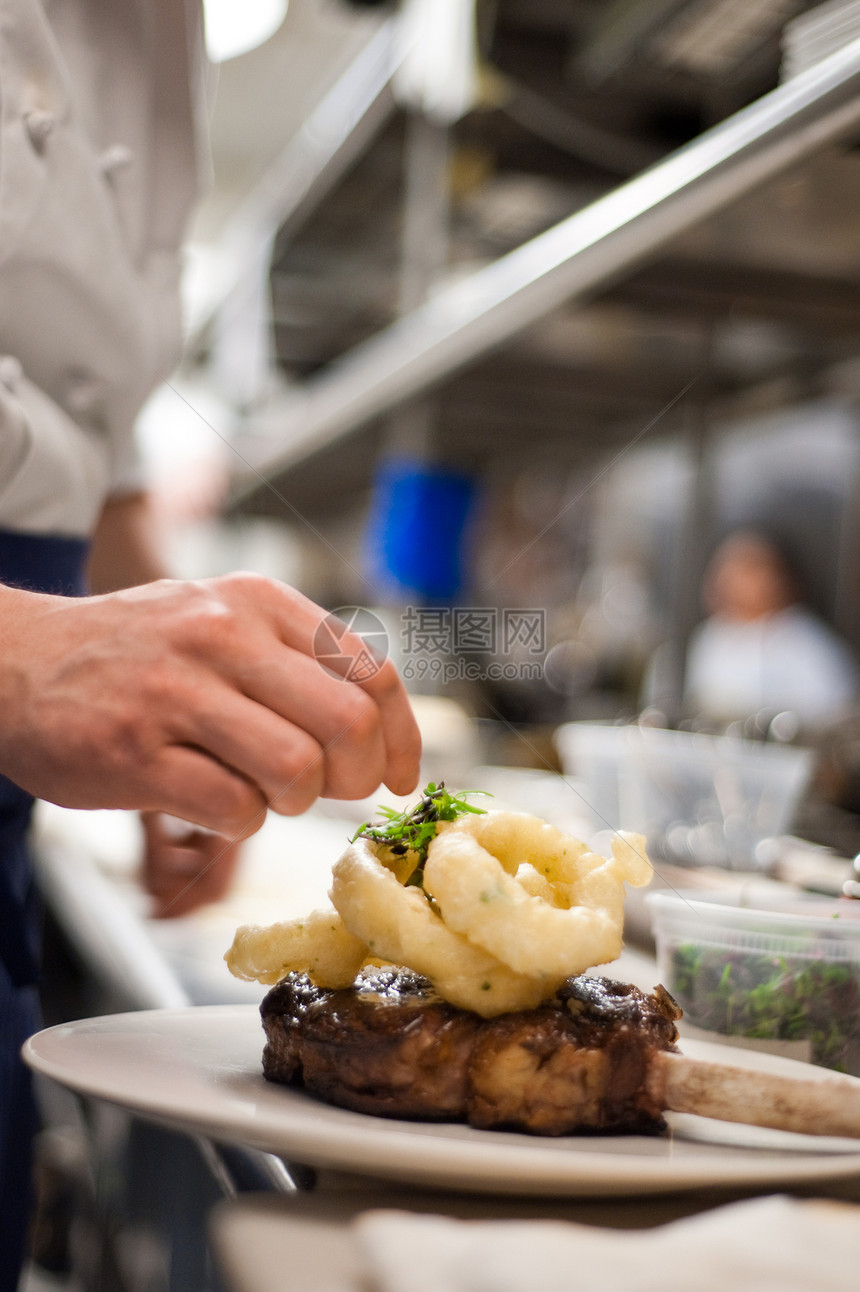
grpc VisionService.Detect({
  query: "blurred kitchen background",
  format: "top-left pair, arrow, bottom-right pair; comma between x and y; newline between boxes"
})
141,0 -> 860,853
25,5 -> 860,1288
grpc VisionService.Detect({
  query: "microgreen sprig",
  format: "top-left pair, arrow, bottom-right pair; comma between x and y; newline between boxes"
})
351,781 -> 491,888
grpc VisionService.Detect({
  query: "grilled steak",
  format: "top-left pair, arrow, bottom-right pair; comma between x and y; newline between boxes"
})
260,967 -> 681,1135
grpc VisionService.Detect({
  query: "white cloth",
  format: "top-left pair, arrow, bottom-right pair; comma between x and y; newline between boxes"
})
685,605 -> 858,726
355,1196 -> 860,1292
0,0 -> 206,538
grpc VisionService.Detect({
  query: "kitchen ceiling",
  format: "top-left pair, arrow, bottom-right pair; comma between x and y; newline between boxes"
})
192,0 -> 860,517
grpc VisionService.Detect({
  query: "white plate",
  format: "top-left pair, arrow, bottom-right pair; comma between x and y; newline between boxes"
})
23,1005 -> 860,1197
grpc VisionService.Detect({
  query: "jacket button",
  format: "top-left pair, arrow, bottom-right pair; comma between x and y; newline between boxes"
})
99,144 -> 134,178
0,356 -> 22,391
24,109 -> 56,151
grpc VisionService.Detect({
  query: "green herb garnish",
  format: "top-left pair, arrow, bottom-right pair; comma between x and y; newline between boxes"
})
351,781 -> 491,889
668,943 -> 860,1071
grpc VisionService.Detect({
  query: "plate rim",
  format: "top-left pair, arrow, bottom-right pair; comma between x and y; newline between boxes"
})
23,1004 -> 860,1198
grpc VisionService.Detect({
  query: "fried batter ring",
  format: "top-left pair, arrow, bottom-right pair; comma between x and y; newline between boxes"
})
226,812 -> 651,1017
225,909 -> 367,988
422,813 -> 652,979
330,836 -> 549,1017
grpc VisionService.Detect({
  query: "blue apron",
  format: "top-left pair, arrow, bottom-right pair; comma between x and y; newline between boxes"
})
0,529 -> 89,1291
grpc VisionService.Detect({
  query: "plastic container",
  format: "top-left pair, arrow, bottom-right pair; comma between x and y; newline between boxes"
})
553,722 -> 632,840
555,722 -> 815,869
648,890 -> 860,1074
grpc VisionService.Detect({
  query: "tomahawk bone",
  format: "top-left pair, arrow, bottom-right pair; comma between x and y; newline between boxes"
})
649,1050 -> 860,1138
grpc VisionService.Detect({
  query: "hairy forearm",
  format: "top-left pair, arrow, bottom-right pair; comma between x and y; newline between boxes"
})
87,491 -> 170,593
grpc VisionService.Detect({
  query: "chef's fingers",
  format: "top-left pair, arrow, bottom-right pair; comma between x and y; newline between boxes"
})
142,745 -> 269,837
354,655 -> 422,796
184,689 -> 344,811
209,577 -> 421,796
219,574 -> 334,652
141,813 -> 243,918
192,655 -> 389,802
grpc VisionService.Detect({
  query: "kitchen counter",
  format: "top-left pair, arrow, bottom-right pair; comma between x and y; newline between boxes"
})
25,794 -> 860,1292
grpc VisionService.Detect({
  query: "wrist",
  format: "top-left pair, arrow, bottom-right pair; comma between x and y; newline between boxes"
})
0,581 -> 44,648
0,583 -> 63,735
0,581 -> 60,642
0,585 -> 40,778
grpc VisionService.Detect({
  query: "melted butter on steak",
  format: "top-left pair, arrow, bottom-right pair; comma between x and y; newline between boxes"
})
260,966 -> 680,1136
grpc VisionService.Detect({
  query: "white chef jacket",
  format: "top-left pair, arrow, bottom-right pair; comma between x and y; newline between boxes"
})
685,604 -> 859,727
0,0 -> 206,538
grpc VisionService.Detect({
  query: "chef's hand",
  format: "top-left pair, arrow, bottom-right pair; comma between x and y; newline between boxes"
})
0,574 -> 421,836
141,811 -> 241,918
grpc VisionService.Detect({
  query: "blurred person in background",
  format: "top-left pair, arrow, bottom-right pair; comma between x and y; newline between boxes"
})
684,529 -> 858,730
0,4 -> 420,1285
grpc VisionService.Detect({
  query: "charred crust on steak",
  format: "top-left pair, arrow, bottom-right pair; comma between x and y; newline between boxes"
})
260,966 -> 478,1119
260,967 -> 680,1136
